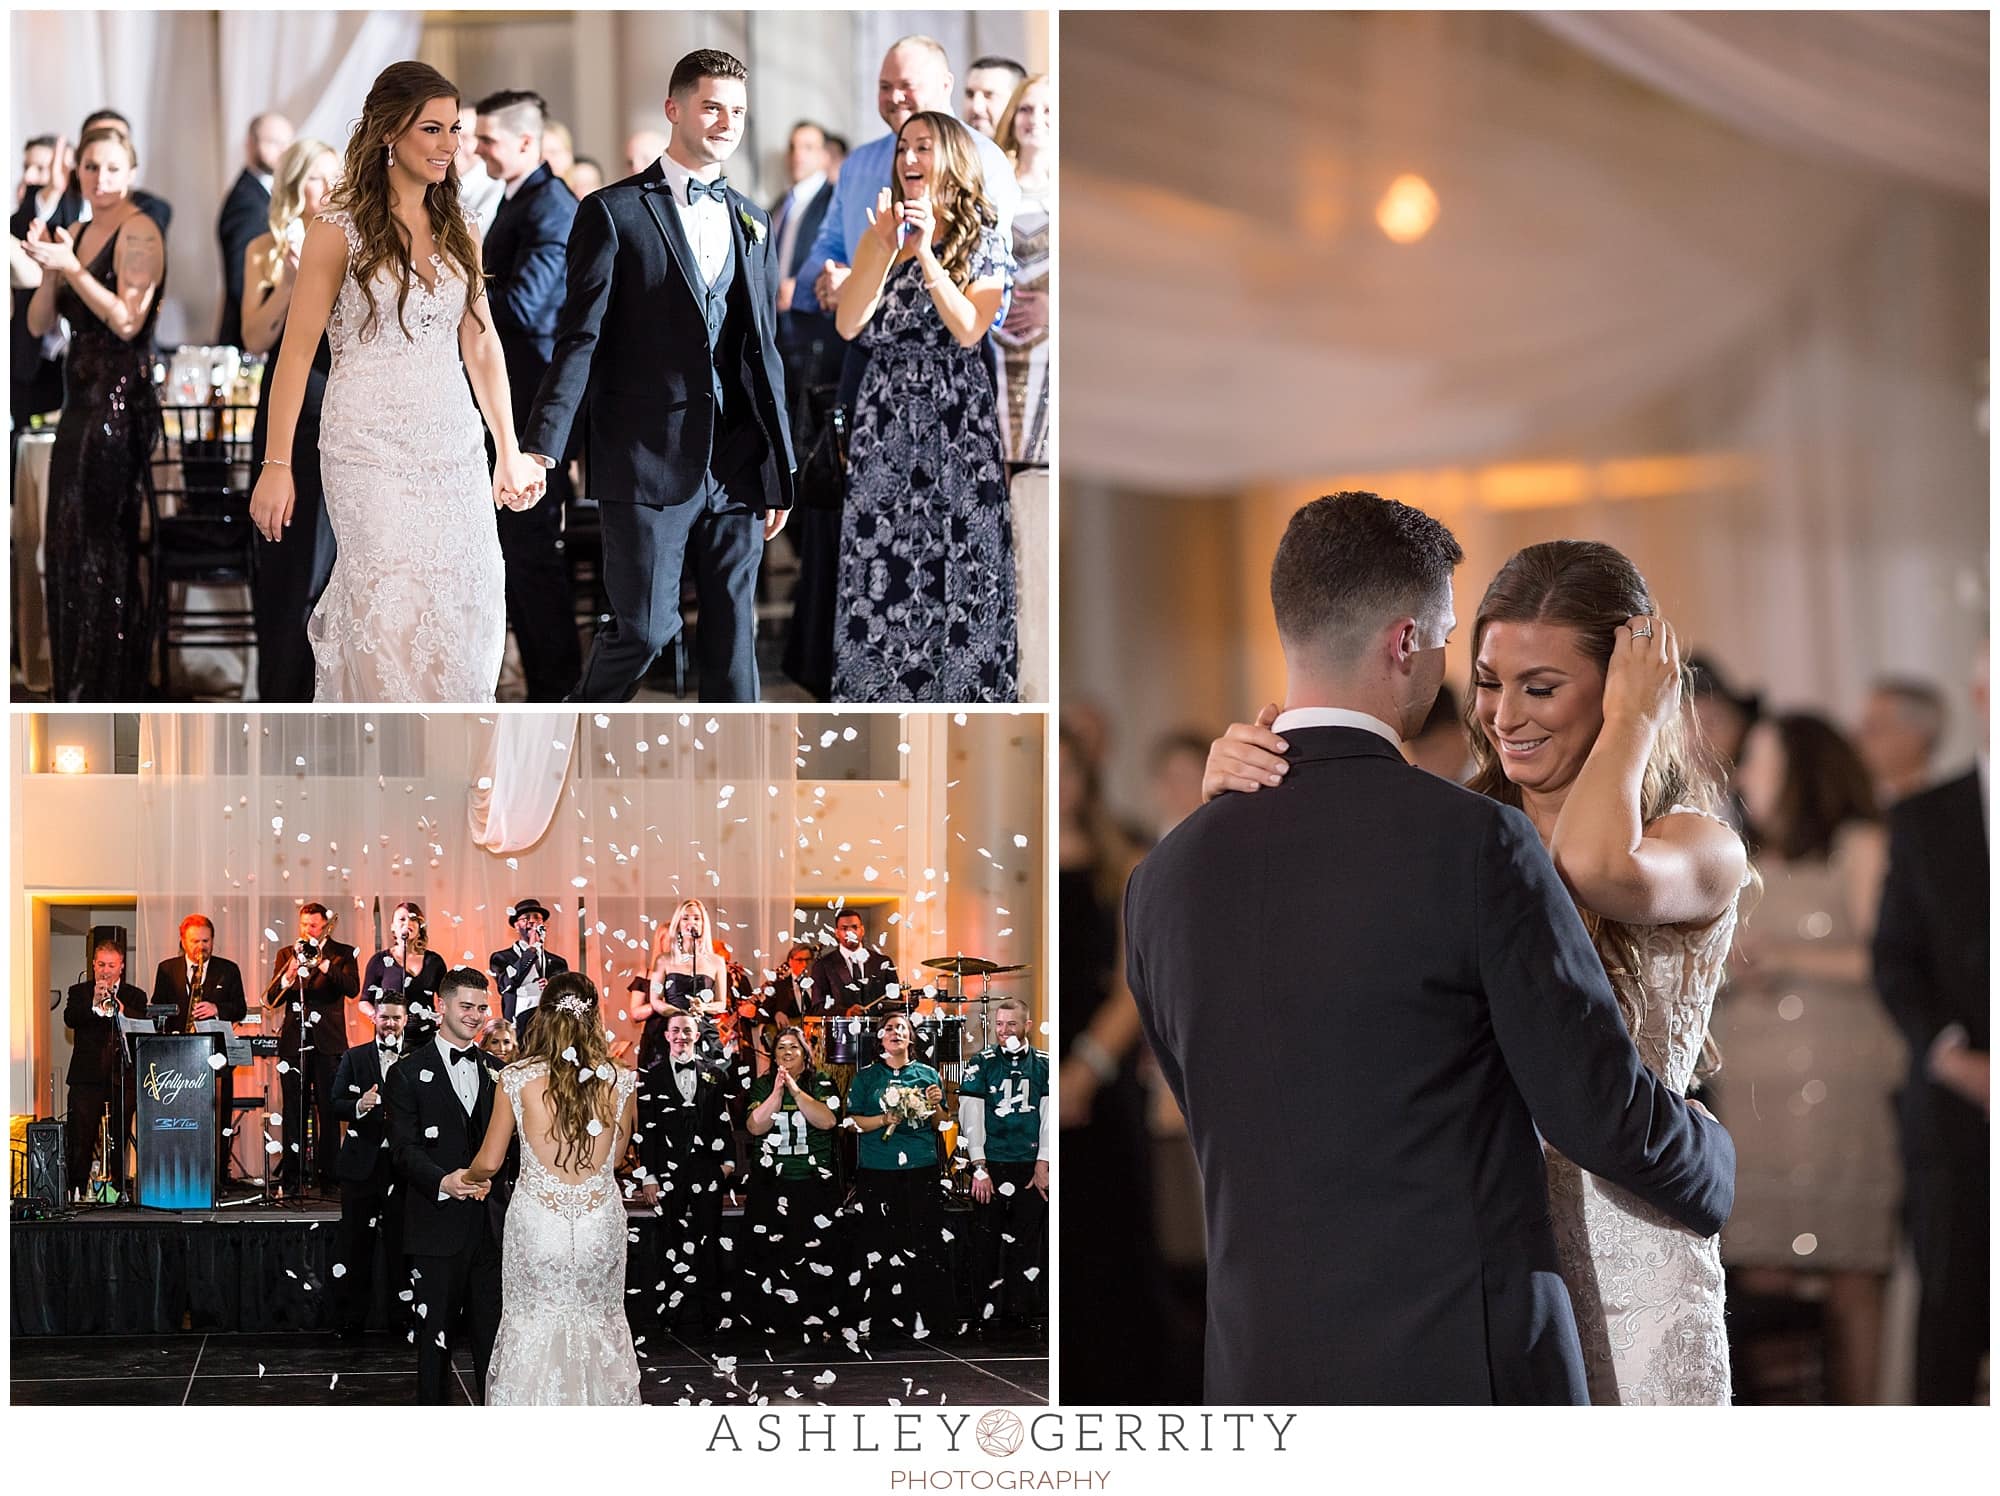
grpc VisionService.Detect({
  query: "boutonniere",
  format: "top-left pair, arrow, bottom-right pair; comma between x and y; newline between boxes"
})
700,1070 -> 716,1084
737,206 -> 765,245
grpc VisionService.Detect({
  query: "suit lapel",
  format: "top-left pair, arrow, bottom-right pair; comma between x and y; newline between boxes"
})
640,164 -> 704,304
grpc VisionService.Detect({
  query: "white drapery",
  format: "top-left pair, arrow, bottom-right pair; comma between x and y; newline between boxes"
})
1533,10 -> 1988,198
1059,10 -> 1988,806
9,9 -> 419,345
467,713 -> 579,855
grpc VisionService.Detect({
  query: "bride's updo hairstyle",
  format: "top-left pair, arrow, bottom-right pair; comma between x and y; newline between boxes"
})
329,60 -> 487,341
1462,540 -> 1742,1049
515,971 -> 618,1171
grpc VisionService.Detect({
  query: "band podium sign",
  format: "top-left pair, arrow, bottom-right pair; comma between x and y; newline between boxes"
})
133,1033 -> 221,1210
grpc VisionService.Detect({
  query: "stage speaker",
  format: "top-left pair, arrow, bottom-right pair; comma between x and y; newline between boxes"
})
22,1119 -> 65,1207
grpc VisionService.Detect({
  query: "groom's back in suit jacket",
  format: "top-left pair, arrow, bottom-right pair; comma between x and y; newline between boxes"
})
1126,725 -> 1736,1404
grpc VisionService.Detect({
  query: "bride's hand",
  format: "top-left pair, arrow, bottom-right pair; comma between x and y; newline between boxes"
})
1603,615 -> 1683,735
497,450 -> 548,511
249,463 -> 296,543
1202,704 -> 1288,801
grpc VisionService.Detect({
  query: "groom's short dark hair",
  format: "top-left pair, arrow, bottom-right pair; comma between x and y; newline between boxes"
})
669,49 -> 749,99
1270,492 -> 1462,666
439,966 -> 491,1001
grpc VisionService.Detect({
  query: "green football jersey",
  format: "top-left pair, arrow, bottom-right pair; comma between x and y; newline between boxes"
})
849,1060 -> 943,1171
747,1070 -> 839,1179
958,1044 -> 1050,1163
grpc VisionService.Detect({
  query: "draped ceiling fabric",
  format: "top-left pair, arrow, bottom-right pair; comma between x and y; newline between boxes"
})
1060,11 -> 1988,814
467,712 -> 579,855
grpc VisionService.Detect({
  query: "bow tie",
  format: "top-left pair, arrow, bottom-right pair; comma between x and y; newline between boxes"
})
448,1046 -> 477,1066
685,175 -> 729,206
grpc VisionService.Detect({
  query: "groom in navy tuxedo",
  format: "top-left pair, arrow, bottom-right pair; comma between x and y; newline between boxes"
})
1124,492 -> 1737,1404
523,48 -> 795,702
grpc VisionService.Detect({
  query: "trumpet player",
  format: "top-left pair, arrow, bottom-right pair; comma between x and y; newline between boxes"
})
62,937 -> 148,1200
262,901 -> 360,1197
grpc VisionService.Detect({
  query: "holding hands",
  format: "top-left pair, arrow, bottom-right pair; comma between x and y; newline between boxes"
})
441,1167 -> 488,1201
492,449 -> 547,512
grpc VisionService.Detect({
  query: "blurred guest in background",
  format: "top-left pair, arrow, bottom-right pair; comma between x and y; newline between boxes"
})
542,119 -> 576,182
566,156 -> 604,197
21,125 -> 164,701
243,136 -> 341,702
49,110 -> 173,235
1057,726 -> 1175,1400
477,1016 -> 518,1063
1717,713 -> 1901,1404
1856,676 -> 1946,808
215,110 -> 294,346
825,133 -> 848,182
1872,640 -> 1989,1404
623,128 -> 668,176
474,87 -> 582,701
1406,681 -> 1471,781
832,111 -> 1016,702
962,56 -> 1027,138
1146,730 -> 1208,842
455,103 -> 503,233
1686,652 -> 1761,829
992,73 -> 1051,467
10,134 -> 68,452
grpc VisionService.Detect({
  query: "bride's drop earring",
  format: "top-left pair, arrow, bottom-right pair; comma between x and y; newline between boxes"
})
385,144 -> 394,169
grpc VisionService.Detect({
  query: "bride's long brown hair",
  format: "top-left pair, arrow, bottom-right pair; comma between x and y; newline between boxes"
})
328,60 -> 487,340
512,972 -> 619,1171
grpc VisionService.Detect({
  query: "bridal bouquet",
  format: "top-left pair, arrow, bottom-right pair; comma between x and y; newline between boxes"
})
879,1083 -> 936,1137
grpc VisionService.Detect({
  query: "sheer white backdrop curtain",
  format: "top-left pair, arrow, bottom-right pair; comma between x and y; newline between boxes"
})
135,713 -> 796,1058
1060,11 -> 1987,805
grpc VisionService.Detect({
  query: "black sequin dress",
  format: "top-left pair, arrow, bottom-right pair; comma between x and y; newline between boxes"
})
45,220 -> 162,700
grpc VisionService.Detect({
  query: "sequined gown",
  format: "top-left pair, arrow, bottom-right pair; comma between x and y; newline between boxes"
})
45,220 -> 161,700
1544,805 -> 1748,1405
309,210 -> 505,702
832,227 -> 1018,703
485,1062 -> 642,1405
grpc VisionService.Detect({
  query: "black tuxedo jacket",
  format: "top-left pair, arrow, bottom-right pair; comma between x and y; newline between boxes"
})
266,939 -> 361,1058
385,1036 -> 500,1255
638,1055 -> 734,1192
150,955 -> 247,1034
1124,726 -> 1737,1405
523,158 -> 795,511
331,1040 -> 401,1186
215,168 -> 269,345
1873,768 -> 1989,1169
484,163 -> 578,427
488,943 -> 571,1022
62,981 -> 151,1086
809,946 -> 899,1015
10,199 -> 64,411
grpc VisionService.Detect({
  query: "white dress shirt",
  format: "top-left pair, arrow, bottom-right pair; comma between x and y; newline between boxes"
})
440,1038 -> 480,1114
1270,705 -> 1404,750
655,151 -> 732,285
774,169 -> 825,276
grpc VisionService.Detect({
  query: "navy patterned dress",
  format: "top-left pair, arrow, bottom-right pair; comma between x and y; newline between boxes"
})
832,227 -> 1018,703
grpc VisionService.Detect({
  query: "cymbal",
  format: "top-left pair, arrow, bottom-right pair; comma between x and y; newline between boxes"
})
921,957 -> 1029,976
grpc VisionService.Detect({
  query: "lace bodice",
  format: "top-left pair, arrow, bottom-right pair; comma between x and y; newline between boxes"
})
317,209 -> 474,378
486,1061 -> 642,1405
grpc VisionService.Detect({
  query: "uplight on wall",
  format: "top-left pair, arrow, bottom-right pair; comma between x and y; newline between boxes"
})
53,746 -> 88,774
1375,173 -> 1439,245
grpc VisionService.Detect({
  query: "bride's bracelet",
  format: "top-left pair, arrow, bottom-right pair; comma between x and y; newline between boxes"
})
262,458 -> 291,469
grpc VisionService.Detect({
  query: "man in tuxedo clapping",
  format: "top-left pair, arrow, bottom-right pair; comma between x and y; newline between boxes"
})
331,993 -> 408,1338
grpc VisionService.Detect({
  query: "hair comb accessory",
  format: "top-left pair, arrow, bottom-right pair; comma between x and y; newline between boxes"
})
555,992 -> 593,1019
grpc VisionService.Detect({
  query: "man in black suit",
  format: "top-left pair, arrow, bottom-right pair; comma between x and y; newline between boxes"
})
215,111 -> 293,346
770,120 -> 839,392
523,48 -> 795,702
262,901 -> 360,1196
1123,492 -> 1737,1404
488,896 -> 569,1052
638,1009 -> 736,1331
11,134 -> 68,451
331,993 -> 408,1338
385,969 -> 502,1403
808,911 -> 899,1015
62,938 -> 150,1199
150,914 -> 248,1182
473,89 -> 582,700
1873,640 -> 1989,1404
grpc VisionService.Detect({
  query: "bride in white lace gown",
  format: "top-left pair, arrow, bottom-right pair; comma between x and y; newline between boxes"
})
463,974 -> 642,1405
1208,542 -> 1750,1404
249,62 -> 545,703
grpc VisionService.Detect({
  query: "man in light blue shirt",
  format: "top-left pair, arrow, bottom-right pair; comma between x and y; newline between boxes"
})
790,34 -> 1017,323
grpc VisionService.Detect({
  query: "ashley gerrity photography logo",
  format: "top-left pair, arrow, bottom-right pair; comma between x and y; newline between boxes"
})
704,1411 -> 1297,1456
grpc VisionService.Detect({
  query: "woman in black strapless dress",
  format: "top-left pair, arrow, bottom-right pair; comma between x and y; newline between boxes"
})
21,126 -> 165,701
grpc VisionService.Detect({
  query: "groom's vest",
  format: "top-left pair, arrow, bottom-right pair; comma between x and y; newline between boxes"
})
700,240 -> 753,444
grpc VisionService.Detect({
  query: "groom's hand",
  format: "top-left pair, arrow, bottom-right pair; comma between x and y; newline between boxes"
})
1202,705 -> 1289,801
762,508 -> 789,542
